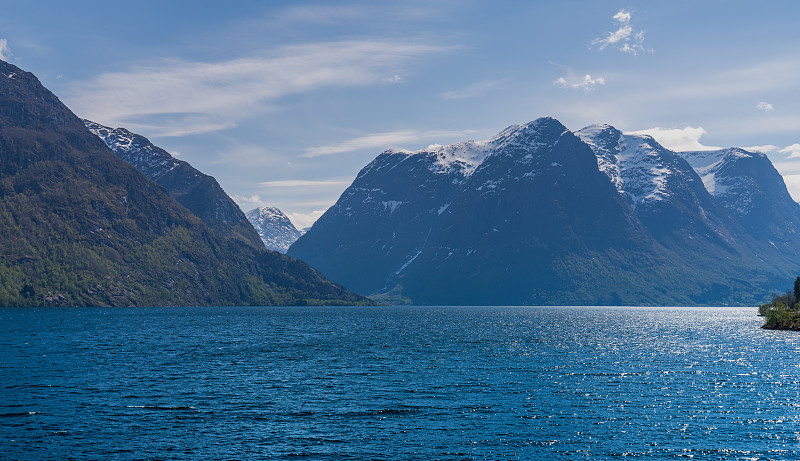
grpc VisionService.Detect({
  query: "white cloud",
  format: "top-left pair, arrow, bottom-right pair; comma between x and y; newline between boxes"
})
303,129 -> 477,157
64,40 -> 444,137
628,126 -> 720,152
779,143 -> 800,158
287,209 -> 329,230
232,194 -> 264,209
756,101 -> 775,113
554,74 -> 605,92
382,74 -> 403,84
743,144 -> 779,153
742,143 -> 800,158
0,39 -> 10,61
591,9 -> 651,55
259,179 -> 351,187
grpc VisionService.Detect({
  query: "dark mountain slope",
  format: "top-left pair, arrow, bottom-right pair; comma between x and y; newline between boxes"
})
681,148 -> 800,252
0,60 -> 367,307
290,118 -> 776,305
83,120 -> 263,248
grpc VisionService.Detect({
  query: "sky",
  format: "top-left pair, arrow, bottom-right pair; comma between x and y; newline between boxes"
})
3,0 -> 800,228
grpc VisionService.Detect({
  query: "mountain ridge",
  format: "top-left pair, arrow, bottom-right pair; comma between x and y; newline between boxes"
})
289,117 -> 799,306
84,120 -> 263,249
0,60 -> 368,307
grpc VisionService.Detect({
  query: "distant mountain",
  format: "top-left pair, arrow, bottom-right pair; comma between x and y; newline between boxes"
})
290,117 -> 791,306
246,206 -> 302,253
0,60 -> 368,307
84,120 -> 263,249
680,148 -> 800,251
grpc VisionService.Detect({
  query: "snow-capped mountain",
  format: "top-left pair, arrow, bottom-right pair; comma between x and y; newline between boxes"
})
84,121 -> 181,179
575,124 -> 739,246
84,120 -> 262,249
246,206 -> 302,253
680,148 -> 800,248
289,117 -> 800,306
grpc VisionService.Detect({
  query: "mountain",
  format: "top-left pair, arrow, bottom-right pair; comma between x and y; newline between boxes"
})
83,120 -> 263,248
680,148 -> 800,251
289,117 -> 788,305
575,125 -> 739,244
245,206 -> 302,253
0,60 -> 368,307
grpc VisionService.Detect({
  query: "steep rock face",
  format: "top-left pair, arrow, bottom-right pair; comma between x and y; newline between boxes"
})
0,60 -> 367,307
575,125 -> 743,249
84,120 -> 263,249
680,148 -> 800,250
245,206 -> 302,253
290,118 -> 766,305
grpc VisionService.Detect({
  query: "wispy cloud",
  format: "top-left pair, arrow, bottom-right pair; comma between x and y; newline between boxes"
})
744,144 -> 779,153
628,126 -> 720,151
275,3 -> 441,24
441,79 -> 508,100
259,179 -> 351,188
591,9 -> 651,55
740,143 -> 800,158
303,129 -> 477,157
0,39 -> 10,61
383,74 -> 403,84
780,144 -> 800,158
231,194 -> 264,209
756,101 -> 775,113
287,209 -> 330,230
64,40 -> 445,137
554,74 -> 605,92
661,58 -> 800,100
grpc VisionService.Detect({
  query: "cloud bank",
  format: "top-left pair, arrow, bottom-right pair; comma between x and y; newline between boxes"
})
628,126 -> 720,152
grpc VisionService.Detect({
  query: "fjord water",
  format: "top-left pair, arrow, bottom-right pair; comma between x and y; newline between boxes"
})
2,307 -> 798,459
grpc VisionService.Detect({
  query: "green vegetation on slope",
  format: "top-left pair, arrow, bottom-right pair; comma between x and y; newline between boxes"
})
759,277 -> 800,330
0,61 -> 369,307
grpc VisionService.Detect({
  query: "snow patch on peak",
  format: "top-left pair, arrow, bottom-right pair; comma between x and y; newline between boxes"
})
678,148 -> 761,206
578,125 -> 678,208
429,139 -> 493,176
576,124 -> 617,144
84,119 -> 181,179
246,206 -> 301,253
392,117 -> 568,178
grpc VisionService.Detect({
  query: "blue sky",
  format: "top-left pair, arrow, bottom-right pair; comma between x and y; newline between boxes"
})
4,1 -> 800,228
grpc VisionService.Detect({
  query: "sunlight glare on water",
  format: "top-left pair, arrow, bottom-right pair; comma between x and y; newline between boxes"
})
1,306 -> 799,460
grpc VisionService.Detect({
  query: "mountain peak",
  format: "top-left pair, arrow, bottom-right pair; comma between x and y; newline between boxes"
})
246,206 -> 302,253
376,117 -> 572,179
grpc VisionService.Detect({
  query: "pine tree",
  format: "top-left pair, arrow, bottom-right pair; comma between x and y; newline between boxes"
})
793,276 -> 800,307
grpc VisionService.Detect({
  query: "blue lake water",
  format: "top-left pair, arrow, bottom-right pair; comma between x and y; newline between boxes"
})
1,306 -> 799,460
